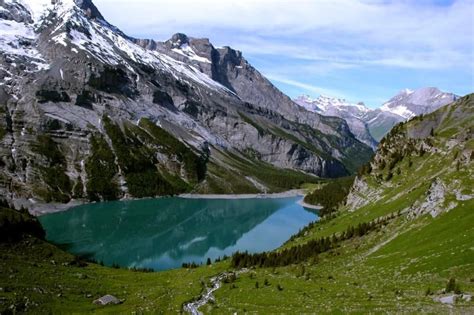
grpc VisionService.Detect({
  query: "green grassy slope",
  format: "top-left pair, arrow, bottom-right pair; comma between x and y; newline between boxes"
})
1,95 -> 472,313
0,206 -> 230,314
205,94 -> 474,312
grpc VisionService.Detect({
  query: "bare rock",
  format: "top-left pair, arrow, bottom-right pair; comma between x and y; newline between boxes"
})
93,295 -> 122,305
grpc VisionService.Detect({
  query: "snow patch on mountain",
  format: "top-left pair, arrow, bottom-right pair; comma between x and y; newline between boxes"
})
172,43 -> 212,64
294,95 -> 376,149
379,87 -> 457,119
380,103 -> 413,119
0,14 -> 49,71
1,0 -> 234,94
294,95 -> 370,117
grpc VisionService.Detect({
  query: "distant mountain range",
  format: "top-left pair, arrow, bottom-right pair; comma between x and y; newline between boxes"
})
294,87 -> 459,146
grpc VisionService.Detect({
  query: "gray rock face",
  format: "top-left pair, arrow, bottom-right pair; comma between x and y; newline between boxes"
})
0,0 -> 372,206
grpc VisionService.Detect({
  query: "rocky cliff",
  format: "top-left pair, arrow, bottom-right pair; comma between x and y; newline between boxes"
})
0,0 -> 373,208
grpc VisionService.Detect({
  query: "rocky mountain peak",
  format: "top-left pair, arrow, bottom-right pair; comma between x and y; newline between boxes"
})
11,0 -> 103,22
381,87 -> 458,119
166,32 -> 190,48
73,0 -> 104,20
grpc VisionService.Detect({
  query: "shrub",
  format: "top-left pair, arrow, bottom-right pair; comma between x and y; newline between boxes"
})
446,278 -> 461,294
0,207 -> 46,242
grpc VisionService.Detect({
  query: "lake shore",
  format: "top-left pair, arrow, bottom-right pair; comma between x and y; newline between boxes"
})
26,189 -> 314,216
178,189 -> 305,200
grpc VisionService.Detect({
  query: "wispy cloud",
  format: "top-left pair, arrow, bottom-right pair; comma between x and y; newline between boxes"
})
265,74 -> 348,98
94,0 -> 474,102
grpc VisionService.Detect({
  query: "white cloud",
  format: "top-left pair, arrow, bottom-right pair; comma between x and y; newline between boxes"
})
265,74 -> 347,98
94,0 -> 474,72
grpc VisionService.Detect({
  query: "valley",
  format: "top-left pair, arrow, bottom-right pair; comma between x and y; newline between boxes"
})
0,0 -> 472,313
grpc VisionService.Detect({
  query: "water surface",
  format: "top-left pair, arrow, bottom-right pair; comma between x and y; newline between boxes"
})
39,196 -> 318,271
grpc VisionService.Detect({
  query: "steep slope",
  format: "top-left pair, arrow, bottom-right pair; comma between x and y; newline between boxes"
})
294,95 -> 377,149
0,0 -> 373,209
213,95 -> 473,312
347,93 -> 472,214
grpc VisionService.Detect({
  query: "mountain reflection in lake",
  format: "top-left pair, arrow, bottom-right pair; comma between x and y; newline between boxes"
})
39,196 -> 318,271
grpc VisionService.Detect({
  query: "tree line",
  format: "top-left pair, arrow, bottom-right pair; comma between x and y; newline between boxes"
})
303,176 -> 355,216
231,213 -> 397,268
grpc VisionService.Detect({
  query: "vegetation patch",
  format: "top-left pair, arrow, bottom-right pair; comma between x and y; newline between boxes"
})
238,112 -> 266,136
152,90 -> 174,107
88,66 -> 138,98
75,90 -> 96,109
31,135 -> 72,203
0,204 -> 45,242
224,150 -> 321,192
36,90 -> 71,103
0,125 -> 6,140
103,117 -> 190,198
304,176 -> 355,215
85,134 -> 120,201
139,118 -> 207,183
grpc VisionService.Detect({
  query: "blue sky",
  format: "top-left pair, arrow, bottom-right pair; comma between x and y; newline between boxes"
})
94,0 -> 473,108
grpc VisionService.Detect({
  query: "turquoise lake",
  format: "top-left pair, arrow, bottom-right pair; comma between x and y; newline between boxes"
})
39,196 -> 318,271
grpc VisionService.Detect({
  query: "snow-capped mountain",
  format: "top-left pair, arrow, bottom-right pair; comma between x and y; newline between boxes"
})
367,87 -> 458,140
294,87 -> 458,144
379,87 -> 458,119
294,95 -> 378,149
0,0 -> 373,207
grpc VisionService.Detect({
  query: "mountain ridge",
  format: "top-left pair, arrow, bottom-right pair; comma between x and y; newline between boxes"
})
0,0 -> 373,209
294,87 -> 459,144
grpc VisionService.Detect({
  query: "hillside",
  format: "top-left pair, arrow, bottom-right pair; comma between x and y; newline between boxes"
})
210,94 -> 474,312
0,0 -> 373,211
1,95 -> 472,313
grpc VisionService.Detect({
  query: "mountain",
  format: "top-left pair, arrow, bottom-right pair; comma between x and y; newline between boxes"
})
0,0 -> 373,209
294,87 -> 458,145
365,87 -> 458,141
294,95 -> 378,149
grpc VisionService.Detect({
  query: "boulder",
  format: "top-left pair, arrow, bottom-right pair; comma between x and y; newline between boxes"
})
93,295 -> 122,305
